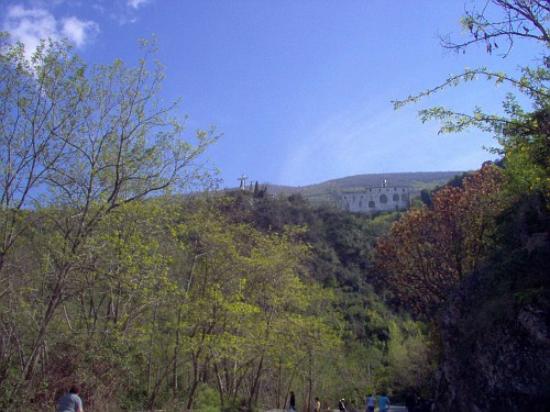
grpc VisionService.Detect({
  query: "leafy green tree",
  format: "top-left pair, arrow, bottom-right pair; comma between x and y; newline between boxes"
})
0,35 -> 215,407
388,2 -> 549,407
171,205 -> 340,410
385,320 -> 434,395
386,0 -> 548,315
440,0 -> 549,56
394,1 -> 548,200
0,35 -> 84,274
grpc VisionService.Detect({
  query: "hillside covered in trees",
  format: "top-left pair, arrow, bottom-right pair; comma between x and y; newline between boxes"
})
0,34 -> 430,411
1,1 -> 549,411
258,171 -> 463,203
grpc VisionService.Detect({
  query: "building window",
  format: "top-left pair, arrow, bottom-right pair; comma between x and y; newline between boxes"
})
368,201 -> 375,208
393,194 -> 399,202
380,194 -> 388,204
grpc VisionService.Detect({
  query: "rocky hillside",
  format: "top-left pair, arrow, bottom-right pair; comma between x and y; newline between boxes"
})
434,195 -> 550,412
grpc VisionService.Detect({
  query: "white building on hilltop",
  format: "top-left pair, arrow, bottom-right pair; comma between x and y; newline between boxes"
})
338,181 -> 410,214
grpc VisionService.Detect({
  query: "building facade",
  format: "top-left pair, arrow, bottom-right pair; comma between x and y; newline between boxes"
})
338,186 -> 410,214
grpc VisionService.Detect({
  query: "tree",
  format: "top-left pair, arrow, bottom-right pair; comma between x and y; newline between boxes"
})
394,0 -> 549,138
385,320 -> 434,395
375,164 -> 505,316
390,0 -> 549,285
440,0 -> 549,56
388,1 -> 550,407
0,35 -> 215,405
0,35 -> 84,275
169,205 -> 340,411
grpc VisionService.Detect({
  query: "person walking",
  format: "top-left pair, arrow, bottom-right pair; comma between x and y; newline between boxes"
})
56,385 -> 84,412
289,391 -> 296,412
404,391 -> 418,412
314,397 -> 321,412
338,398 -> 347,411
365,393 -> 376,412
378,392 -> 390,412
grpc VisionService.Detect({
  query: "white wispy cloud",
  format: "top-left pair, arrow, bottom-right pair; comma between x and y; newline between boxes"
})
2,4 -> 99,57
127,0 -> 150,9
61,16 -> 97,47
105,0 -> 153,25
278,104 -> 401,185
278,99 -> 496,186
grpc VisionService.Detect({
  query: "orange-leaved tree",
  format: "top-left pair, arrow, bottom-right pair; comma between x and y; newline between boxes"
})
374,163 -> 505,316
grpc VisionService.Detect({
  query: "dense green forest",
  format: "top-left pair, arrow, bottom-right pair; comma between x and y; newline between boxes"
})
0,34 -> 429,411
0,1 -> 549,411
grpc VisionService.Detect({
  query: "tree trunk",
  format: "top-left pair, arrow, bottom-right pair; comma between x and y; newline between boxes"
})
173,306 -> 181,397
247,355 -> 264,410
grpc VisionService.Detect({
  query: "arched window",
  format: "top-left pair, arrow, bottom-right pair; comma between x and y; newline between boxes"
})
368,200 -> 375,208
380,194 -> 388,204
393,194 -> 399,202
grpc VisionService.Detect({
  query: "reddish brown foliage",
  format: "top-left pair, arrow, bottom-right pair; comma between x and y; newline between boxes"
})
374,164 -> 506,316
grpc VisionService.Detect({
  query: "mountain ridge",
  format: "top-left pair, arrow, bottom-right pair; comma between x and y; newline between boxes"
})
248,171 -> 465,204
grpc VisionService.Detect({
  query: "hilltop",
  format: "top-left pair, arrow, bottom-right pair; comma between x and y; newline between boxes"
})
254,171 -> 464,205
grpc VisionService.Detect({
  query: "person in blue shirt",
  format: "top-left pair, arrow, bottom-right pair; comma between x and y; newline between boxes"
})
56,385 -> 84,412
378,392 -> 390,412
365,393 -> 376,412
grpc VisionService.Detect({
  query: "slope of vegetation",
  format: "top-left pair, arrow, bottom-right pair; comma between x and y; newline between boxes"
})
1,1 -> 547,411
374,1 -> 550,410
1,191 -> 432,411
0,36 -> 430,411
262,171 -> 463,205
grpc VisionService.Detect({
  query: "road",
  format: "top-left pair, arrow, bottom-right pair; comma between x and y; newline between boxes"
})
264,407 -> 408,412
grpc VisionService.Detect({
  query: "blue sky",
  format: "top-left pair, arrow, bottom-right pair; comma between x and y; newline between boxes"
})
1,0 -> 542,187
